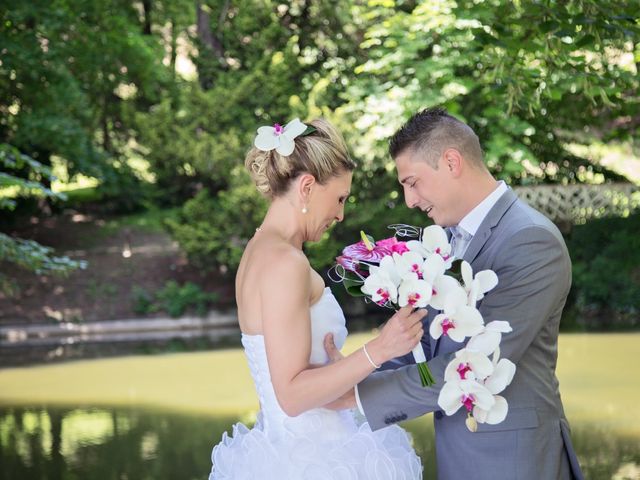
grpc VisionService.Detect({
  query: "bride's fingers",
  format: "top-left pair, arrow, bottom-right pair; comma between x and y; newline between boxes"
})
323,333 -> 343,362
409,309 -> 427,325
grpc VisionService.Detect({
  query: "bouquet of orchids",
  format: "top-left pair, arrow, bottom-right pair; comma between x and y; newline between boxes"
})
332,224 -> 517,431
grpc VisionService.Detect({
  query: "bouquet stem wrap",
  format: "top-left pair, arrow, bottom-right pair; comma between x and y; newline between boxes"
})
412,344 -> 435,387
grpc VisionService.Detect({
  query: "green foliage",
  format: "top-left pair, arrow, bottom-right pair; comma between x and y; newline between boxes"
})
2,0 -> 639,309
1,0 -> 171,211
132,281 -> 218,317
132,286 -> 154,315
165,175 -> 268,271
567,213 -> 640,330
0,143 -> 67,209
0,146 -> 86,294
135,0 -> 364,204
340,0 -> 639,184
0,232 -> 87,295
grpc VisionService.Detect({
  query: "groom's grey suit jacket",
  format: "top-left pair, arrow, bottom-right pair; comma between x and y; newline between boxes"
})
357,189 -> 584,480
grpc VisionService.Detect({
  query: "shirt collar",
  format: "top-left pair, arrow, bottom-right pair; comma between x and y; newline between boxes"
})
457,181 -> 508,236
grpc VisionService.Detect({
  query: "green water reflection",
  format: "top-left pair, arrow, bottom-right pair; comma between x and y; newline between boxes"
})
1,406 -> 639,480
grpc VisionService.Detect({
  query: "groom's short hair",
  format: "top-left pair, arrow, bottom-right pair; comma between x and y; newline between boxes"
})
389,107 -> 485,170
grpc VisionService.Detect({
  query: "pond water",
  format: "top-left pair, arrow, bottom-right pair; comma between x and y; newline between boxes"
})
1,406 -> 639,480
0,333 -> 638,480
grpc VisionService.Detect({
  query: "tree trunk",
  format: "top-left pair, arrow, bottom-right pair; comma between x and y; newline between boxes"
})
195,0 -> 227,90
142,0 -> 152,35
170,22 -> 177,78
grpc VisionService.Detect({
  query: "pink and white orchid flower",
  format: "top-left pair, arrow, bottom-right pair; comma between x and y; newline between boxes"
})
407,225 -> 453,268
444,350 -> 494,382
394,251 -> 429,279
254,118 -> 308,156
361,256 -> 400,306
461,261 -> 499,306
398,273 -> 432,308
429,285 -> 484,342
437,379 -> 495,417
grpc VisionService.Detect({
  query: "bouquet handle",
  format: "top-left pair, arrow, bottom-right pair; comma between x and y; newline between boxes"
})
412,344 -> 435,387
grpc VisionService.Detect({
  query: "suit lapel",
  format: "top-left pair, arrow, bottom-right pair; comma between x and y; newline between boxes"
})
462,188 -> 518,265
436,189 -> 519,357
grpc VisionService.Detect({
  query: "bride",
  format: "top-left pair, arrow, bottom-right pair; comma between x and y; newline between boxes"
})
209,118 -> 425,479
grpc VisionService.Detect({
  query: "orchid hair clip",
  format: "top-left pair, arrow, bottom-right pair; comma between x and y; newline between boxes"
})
254,118 -> 316,156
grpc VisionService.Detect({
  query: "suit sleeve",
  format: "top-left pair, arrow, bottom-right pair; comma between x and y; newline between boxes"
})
357,226 -> 571,430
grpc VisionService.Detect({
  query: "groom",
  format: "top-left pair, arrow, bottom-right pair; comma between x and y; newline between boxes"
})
327,107 -> 584,479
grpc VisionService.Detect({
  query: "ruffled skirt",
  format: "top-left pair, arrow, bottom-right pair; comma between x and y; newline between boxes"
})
209,409 -> 422,479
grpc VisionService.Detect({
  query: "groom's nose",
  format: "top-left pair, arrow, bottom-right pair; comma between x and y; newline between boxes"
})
404,188 -> 419,209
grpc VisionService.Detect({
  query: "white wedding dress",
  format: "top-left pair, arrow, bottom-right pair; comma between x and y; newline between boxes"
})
209,287 -> 422,479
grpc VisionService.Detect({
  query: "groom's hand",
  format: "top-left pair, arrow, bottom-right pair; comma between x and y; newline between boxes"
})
324,333 -> 345,363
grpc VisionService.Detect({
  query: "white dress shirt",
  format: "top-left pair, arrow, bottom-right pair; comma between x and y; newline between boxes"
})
354,181 -> 509,415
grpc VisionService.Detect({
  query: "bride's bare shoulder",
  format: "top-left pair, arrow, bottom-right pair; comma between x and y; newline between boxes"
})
243,236 -> 309,284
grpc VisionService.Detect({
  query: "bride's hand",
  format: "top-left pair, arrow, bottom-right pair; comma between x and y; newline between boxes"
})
323,333 -> 345,363
367,307 -> 425,366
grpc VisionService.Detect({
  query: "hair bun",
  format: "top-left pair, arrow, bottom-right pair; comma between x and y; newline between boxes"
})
244,118 -> 355,199
245,150 -> 273,196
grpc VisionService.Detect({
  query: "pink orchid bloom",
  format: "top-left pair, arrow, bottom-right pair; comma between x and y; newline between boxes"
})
337,236 -> 406,273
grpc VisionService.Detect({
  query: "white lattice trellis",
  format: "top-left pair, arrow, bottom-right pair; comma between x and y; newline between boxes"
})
514,182 -> 640,224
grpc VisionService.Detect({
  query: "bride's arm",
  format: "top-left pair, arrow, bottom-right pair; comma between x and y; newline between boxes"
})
261,247 -> 424,417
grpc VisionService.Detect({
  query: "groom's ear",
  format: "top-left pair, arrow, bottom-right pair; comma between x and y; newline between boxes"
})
443,148 -> 463,177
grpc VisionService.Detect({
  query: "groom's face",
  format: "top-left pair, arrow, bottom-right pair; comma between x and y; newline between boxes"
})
395,150 -> 458,227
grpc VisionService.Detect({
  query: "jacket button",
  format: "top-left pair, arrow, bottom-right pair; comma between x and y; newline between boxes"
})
435,411 -> 443,420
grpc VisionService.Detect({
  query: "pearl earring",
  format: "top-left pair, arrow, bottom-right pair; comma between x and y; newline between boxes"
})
302,206 -> 308,214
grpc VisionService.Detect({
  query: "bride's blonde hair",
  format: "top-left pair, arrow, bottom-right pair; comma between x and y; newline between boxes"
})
245,118 -> 355,198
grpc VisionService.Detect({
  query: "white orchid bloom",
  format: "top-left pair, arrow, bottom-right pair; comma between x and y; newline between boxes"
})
393,251 -> 428,279
466,320 -> 513,355
361,256 -> 401,306
483,358 -> 516,394
444,349 -> 494,382
438,379 -> 495,416
422,253 -> 446,284
377,254 -> 402,285
429,274 -> 460,310
398,273 -> 432,308
254,118 -> 308,156
471,353 -> 515,425
407,225 -> 453,267
473,395 -> 509,425
461,261 -> 498,306
429,285 -> 484,342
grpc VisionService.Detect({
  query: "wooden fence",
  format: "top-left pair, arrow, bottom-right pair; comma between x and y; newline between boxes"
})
513,182 -> 639,226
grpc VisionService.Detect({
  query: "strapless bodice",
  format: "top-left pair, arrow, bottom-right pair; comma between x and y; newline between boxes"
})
240,287 -> 350,440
